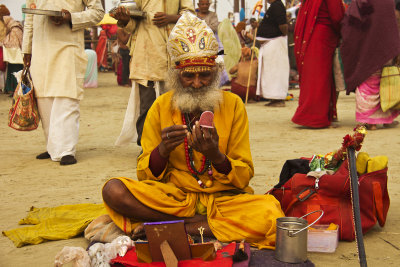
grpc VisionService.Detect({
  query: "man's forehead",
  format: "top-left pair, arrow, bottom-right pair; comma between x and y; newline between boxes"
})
180,68 -> 217,76
180,66 -> 216,74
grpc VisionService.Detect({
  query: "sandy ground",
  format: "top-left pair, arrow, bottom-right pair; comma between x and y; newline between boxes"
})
0,72 -> 399,267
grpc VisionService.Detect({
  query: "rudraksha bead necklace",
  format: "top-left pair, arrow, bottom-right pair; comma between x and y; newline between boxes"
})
182,113 -> 214,188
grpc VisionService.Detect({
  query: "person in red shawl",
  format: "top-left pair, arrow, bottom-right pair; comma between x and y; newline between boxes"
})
96,25 -> 118,71
291,0 -> 344,128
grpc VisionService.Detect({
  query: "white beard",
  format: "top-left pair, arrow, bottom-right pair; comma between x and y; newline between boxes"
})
165,67 -> 223,113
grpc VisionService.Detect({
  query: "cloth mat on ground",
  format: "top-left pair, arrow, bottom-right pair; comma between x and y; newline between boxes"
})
108,239 -> 314,267
249,249 -> 314,267
111,242 -> 237,267
2,203 -> 106,247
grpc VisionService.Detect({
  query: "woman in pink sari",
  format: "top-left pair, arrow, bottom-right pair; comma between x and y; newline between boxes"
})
355,69 -> 399,130
341,0 -> 400,130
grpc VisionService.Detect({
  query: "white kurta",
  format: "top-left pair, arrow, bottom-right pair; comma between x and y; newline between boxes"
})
256,36 -> 289,100
22,0 -> 104,100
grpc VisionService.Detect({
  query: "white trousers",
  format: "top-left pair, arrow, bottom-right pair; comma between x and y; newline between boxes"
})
37,97 -> 80,161
256,36 -> 289,100
115,81 -> 161,146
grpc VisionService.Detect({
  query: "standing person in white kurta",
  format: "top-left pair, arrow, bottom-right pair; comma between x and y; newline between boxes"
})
256,0 -> 289,107
112,0 -> 194,147
22,0 -> 104,165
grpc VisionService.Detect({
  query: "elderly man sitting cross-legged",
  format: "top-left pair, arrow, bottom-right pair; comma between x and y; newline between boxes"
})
102,12 -> 284,249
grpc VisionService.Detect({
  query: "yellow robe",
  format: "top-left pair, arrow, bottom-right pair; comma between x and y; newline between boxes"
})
105,91 -> 284,249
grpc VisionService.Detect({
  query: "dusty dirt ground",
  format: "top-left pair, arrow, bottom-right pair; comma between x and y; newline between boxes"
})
0,72 -> 399,267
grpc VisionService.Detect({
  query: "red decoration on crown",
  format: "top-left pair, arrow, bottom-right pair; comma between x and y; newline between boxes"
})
175,56 -> 217,69
186,28 -> 196,44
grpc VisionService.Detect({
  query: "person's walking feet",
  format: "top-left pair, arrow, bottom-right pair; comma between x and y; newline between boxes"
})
265,100 -> 285,107
365,123 -> 377,130
36,151 -> 50,159
60,155 -> 77,165
383,121 -> 399,128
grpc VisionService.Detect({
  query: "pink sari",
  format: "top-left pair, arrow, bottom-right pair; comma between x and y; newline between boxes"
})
356,73 -> 400,124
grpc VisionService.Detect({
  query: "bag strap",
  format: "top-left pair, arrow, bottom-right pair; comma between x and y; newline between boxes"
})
284,187 -> 316,214
21,66 -> 29,80
21,66 -> 34,87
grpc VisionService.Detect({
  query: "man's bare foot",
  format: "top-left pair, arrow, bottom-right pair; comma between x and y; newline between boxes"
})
131,223 -> 146,240
383,121 -> 399,128
265,100 -> 285,107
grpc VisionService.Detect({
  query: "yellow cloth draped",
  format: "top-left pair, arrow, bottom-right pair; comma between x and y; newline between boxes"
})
218,19 -> 241,79
2,204 -> 106,247
356,152 -> 388,175
104,91 -> 285,249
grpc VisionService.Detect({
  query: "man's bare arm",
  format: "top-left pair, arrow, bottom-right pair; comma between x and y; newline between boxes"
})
229,64 -> 239,75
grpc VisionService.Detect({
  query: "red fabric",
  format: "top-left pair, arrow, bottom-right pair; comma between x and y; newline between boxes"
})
212,156 -> 232,175
96,31 -> 108,68
102,24 -> 118,38
269,160 -> 390,241
110,242 -> 236,267
0,47 -> 6,71
292,0 -> 344,128
149,146 -> 169,177
230,78 -> 256,102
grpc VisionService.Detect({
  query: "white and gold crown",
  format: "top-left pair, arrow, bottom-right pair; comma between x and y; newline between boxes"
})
167,12 -> 219,72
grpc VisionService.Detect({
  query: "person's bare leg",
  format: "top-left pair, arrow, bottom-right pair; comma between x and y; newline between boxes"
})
103,179 -> 186,221
102,179 -> 213,237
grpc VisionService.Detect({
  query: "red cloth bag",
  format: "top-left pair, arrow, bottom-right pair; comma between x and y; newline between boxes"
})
269,160 -> 390,241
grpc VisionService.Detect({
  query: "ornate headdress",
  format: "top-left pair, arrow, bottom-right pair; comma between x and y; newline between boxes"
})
167,12 -> 219,72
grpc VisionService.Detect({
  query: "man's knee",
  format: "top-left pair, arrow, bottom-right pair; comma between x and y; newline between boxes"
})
102,179 -> 127,206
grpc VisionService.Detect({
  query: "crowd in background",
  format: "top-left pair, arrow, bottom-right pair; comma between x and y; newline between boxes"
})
1,0 -> 400,134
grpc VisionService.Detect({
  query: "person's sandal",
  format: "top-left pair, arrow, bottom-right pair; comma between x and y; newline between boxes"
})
36,151 -> 50,159
60,155 -> 77,165
265,100 -> 285,107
